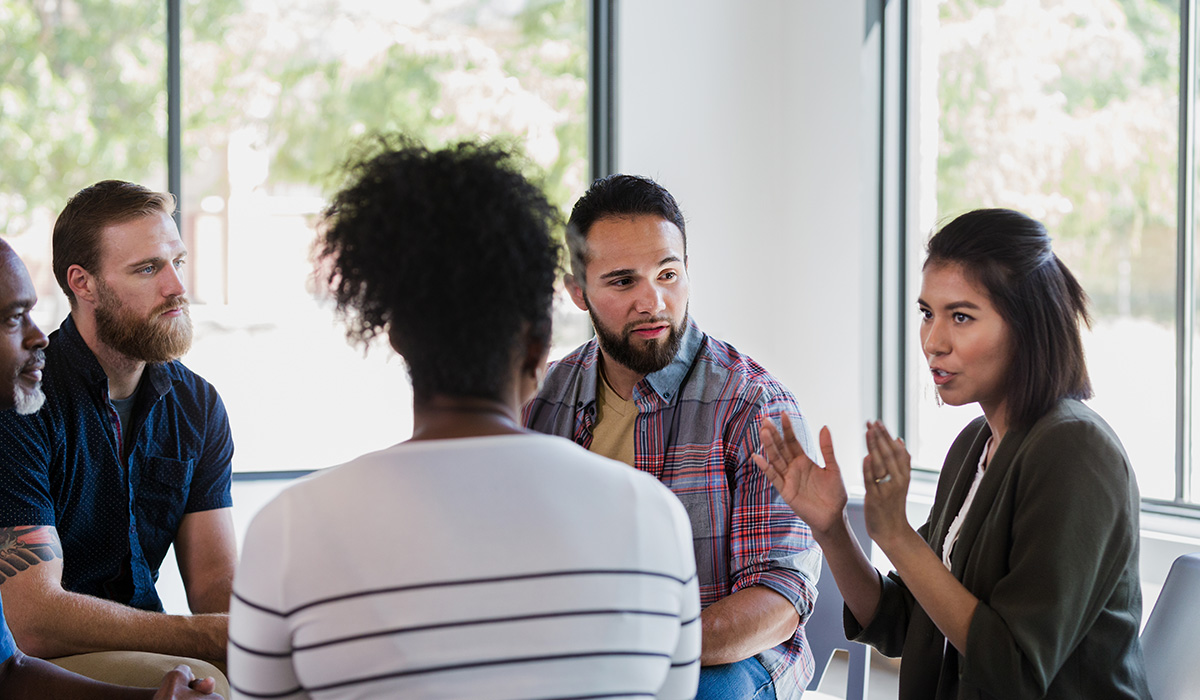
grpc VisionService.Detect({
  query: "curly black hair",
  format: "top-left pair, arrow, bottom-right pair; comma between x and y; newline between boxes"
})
318,136 -> 561,401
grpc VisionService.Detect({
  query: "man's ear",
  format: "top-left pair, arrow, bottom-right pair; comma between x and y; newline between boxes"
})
564,274 -> 588,311
66,265 -> 97,305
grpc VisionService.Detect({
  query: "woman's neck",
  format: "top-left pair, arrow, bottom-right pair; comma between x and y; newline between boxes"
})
410,394 -> 524,441
981,402 -> 1009,467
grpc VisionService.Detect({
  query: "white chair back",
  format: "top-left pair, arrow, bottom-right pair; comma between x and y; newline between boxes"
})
1140,551 -> 1200,700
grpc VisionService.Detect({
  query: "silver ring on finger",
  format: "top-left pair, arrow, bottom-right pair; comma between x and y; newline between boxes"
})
874,474 -> 893,484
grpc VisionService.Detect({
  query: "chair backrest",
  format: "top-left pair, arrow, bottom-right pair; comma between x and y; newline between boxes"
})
804,497 -> 870,700
1140,551 -> 1200,700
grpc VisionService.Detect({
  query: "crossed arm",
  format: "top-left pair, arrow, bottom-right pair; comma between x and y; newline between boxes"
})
0,509 -> 236,661
699,586 -> 799,665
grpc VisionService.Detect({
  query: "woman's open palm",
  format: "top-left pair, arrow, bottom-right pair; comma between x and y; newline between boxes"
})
754,414 -> 847,536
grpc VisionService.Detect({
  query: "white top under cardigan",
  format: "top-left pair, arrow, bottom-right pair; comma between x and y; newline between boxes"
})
942,437 -> 992,570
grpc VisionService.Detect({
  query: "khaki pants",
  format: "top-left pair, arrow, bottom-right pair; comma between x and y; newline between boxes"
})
47,651 -> 230,699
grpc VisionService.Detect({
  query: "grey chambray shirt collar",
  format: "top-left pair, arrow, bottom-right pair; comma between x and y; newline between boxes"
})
640,316 -> 704,403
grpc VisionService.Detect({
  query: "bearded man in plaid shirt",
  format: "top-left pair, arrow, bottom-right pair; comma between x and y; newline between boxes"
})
524,174 -> 821,700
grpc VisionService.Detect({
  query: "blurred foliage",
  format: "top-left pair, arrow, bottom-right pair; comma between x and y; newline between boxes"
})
936,0 -> 1180,321
0,0 -> 164,234
0,0 -> 587,235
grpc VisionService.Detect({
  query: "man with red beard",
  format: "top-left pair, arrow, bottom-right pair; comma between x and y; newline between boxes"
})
524,175 -> 820,700
0,181 -> 234,695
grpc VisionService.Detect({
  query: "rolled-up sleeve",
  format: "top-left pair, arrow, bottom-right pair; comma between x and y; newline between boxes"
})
728,393 -> 820,620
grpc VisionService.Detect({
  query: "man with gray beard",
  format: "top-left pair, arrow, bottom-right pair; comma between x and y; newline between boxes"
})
0,181 -> 234,697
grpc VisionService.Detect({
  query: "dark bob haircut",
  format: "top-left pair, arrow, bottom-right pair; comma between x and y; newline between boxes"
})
926,208 -> 1092,430
317,136 -> 560,402
566,174 -> 686,283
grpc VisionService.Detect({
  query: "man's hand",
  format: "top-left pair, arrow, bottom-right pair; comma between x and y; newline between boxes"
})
152,665 -> 222,699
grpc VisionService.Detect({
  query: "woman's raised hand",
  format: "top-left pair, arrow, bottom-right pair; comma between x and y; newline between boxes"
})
862,420 -> 914,547
753,413 -> 848,538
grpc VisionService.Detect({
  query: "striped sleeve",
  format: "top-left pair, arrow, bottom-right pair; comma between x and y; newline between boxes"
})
657,489 -> 701,700
228,498 -> 309,700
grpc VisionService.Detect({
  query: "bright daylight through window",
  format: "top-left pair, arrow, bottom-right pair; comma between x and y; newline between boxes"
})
0,0 -> 589,474
908,0 -> 1195,505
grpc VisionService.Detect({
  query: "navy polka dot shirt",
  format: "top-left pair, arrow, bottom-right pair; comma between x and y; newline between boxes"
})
0,315 -> 233,611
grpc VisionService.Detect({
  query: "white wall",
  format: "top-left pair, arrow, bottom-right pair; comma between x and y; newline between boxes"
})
616,1 -> 877,459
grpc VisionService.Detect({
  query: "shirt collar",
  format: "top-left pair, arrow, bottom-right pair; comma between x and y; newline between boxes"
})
642,317 -> 704,402
57,314 -> 179,401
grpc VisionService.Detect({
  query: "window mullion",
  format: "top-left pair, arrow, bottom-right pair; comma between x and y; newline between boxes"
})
167,0 -> 182,227
589,0 -> 616,181
1177,0 -> 1197,503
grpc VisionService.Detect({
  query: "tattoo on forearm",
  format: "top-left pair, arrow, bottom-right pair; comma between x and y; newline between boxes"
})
0,526 -> 62,584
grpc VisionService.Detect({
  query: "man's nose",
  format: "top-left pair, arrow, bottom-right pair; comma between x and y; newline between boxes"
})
634,283 -> 666,315
25,319 -> 47,351
162,264 -> 187,297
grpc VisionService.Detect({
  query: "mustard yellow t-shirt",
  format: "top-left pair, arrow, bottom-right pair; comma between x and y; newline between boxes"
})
590,367 -> 636,467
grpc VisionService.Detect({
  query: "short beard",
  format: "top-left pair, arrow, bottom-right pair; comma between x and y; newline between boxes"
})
14,385 -> 45,415
13,348 -> 46,415
94,279 -> 193,363
587,300 -> 687,376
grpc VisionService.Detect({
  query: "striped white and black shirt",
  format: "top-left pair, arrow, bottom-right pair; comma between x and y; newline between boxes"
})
229,434 -> 700,699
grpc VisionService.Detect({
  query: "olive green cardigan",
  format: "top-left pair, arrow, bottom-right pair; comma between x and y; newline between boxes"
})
847,399 -> 1151,699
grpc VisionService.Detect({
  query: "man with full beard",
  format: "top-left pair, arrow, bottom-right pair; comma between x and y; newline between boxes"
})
0,181 -> 234,695
0,239 -> 224,699
523,175 -> 821,700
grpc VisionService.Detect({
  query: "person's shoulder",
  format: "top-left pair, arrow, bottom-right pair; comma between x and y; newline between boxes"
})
161,360 -> 225,404
697,333 -> 797,403
544,339 -> 596,374
1024,399 -> 1123,452
534,340 -> 598,405
1018,399 -> 1133,483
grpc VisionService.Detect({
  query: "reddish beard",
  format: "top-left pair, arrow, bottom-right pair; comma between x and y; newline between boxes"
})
94,281 -> 193,363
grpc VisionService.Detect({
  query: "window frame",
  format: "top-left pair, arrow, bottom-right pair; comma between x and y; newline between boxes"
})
154,0 -> 611,481
889,0 -> 1200,515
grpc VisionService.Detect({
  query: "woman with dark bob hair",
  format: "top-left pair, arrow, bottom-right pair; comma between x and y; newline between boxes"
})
227,138 -> 699,699
755,209 -> 1150,699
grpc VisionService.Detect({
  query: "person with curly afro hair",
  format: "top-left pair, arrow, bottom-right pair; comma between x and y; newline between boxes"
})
228,137 -> 701,699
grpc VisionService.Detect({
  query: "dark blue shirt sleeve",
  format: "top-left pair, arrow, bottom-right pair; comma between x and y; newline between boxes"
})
184,384 -> 233,513
0,410 -> 57,527
0,596 -> 16,664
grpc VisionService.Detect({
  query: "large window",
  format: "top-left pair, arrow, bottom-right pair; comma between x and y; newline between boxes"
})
0,0 -> 590,474
906,0 -> 1196,507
